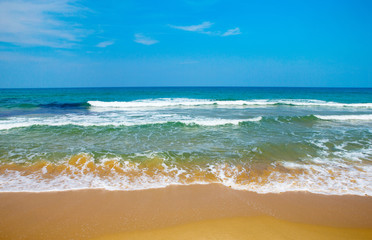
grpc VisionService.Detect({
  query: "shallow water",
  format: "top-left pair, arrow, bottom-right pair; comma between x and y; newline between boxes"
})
0,87 -> 371,194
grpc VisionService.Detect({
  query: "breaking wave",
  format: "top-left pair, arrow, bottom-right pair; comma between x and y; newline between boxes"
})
88,98 -> 372,109
315,114 -> 372,121
2,114 -> 372,130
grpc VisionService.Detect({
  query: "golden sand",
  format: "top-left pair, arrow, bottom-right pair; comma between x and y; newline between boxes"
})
0,184 -> 371,240
94,216 -> 372,240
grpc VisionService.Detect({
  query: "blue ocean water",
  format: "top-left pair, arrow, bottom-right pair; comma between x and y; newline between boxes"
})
0,87 -> 371,194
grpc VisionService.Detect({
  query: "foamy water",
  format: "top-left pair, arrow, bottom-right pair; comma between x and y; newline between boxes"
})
0,153 -> 371,195
88,98 -> 372,110
0,115 -> 262,130
315,114 -> 372,121
1,87 -> 371,195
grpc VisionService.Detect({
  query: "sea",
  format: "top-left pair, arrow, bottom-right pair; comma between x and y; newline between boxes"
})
0,87 -> 371,195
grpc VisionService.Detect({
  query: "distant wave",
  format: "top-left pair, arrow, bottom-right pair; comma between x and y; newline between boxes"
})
2,113 -> 372,130
315,114 -> 372,121
88,98 -> 372,109
0,116 -> 262,130
3,99 -> 372,111
181,117 -> 262,126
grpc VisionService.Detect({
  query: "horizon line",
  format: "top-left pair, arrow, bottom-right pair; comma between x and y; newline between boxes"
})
1,86 -> 372,90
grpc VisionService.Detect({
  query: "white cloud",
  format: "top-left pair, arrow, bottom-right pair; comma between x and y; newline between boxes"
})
134,34 -> 158,45
169,21 -> 213,33
0,0 -> 88,48
169,21 -> 240,37
96,40 -> 114,48
222,27 -> 241,37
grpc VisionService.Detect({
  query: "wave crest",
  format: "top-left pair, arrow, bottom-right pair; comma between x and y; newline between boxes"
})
315,114 -> 372,121
2,114 -> 372,130
88,98 -> 372,109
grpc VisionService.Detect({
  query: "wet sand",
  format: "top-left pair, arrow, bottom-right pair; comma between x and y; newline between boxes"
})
0,184 -> 371,240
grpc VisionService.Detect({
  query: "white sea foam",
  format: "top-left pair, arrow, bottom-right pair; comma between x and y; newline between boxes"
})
3,112 -> 372,130
88,98 -> 372,110
315,114 -> 372,121
0,156 -> 371,195
182,117 -> 262,126
0,114 -> 261,130
277,100 -> 372,108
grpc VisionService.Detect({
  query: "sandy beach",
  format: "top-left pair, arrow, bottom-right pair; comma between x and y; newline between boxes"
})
1,0 -> 372,238
1,184 -> 371,240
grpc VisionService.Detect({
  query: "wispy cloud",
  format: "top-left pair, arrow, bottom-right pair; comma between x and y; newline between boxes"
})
169,21 -> 213,33
222,27 -> 241,37
169,21 -> 240,37
134,34 -> 158,45
0,0 -> 88,48
96,40 -> 114,48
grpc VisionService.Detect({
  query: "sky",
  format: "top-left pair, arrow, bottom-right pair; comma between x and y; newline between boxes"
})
0,0 -> 371,88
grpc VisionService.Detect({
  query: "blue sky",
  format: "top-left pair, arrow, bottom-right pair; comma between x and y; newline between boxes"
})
0,0 -> 371,88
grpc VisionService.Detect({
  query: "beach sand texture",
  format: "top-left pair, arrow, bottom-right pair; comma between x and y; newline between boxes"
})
1,184 -> 371,240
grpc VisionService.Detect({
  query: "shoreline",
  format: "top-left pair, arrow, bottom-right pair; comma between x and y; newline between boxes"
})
1,184 -> 372,239
0,183 -> 371,196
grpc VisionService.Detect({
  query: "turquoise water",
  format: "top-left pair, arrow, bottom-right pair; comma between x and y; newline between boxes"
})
0,87 -> 371,194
